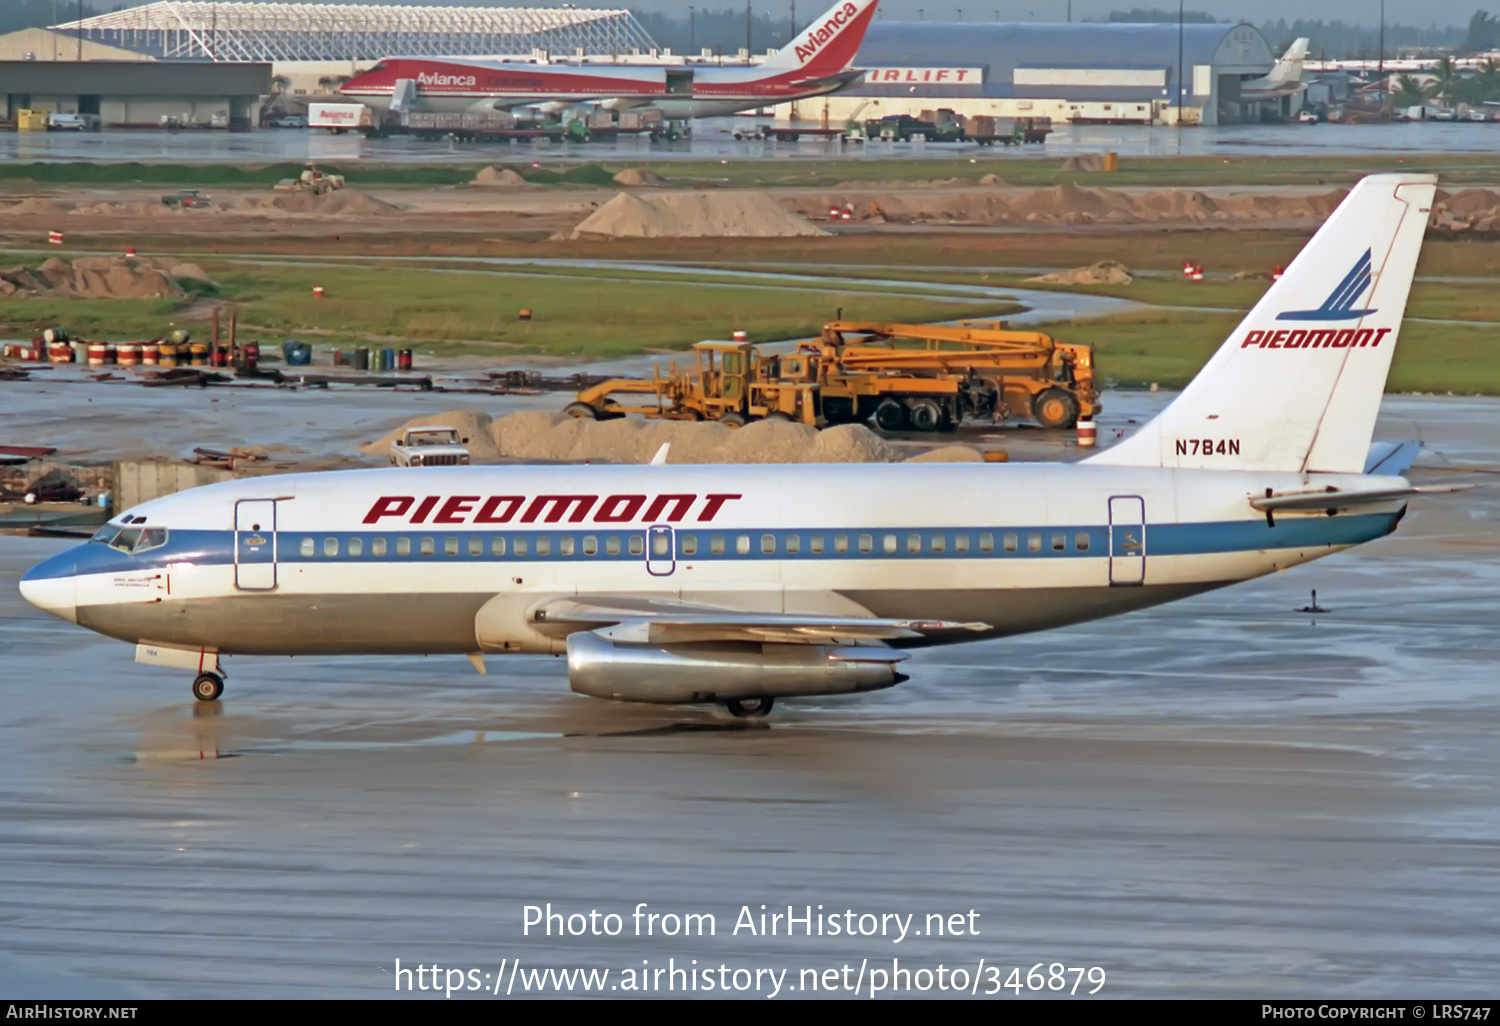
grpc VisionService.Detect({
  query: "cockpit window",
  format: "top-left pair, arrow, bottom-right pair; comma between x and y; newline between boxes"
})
110,528 -> 141,552
91,525 -> 122,545
136,528 -> 168,553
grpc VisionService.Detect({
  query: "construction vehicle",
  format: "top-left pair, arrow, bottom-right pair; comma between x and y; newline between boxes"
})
565,320 -> 1097,433
160,189 -> 212,209
274,162 -> 346,195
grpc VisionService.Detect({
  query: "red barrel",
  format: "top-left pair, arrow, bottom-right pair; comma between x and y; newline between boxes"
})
210,344 -> 230,367
242,342 -> 259,371
47,342 -> 73,363
141,342 -> 160,365
397,348 -> 413,371
117,343 -> 141,367
1076,417 -> 1097,448
87,342 -> 110,366
732,330 -> 748,343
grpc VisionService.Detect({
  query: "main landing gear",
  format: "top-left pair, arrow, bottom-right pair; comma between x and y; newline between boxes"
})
725,696 -> 774,719
192,672 -> 225,702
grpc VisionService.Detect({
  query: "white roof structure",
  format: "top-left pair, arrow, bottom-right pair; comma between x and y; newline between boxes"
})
52,2 -> 658,62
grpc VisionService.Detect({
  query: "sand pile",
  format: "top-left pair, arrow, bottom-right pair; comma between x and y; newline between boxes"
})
365,410 -> 909,464
230,190 -> 398,215
1027,260 -> 1133,285
977,173 -> 1010,186
906,445 -> 985,463
473,166 -> 529,187
0,255 -> 203,299
560,190 -> 826,239
613,168 -> 669,187
1430,188 -> 1500,231
789,185 -> 1357,228
1061,153 -> 1109,172
4,197 -> 68,215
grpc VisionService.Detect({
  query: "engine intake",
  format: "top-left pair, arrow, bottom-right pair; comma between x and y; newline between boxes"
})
566,631 -> 908,705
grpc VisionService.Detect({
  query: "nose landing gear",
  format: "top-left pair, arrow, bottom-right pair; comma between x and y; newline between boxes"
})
192,672 -> 225,702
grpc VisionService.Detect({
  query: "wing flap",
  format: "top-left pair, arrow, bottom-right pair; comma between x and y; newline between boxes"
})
533,595 -> 990,646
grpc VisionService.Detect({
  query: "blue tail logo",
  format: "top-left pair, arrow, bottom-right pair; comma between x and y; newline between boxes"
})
1277,248 -> 1378,321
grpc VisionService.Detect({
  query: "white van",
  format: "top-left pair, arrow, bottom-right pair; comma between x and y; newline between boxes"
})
49,112 -> 100,131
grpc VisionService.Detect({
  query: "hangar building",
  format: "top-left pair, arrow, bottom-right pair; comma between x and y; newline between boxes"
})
0,61 -> 271,128
779,21 -> 1277,126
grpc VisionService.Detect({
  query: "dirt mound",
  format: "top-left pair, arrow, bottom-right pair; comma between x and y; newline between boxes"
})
561,190 -> 826,239
6,197 -> 68,215
231,190 -> 397,215
1431,188 -> 1500,230
473,166 -> 529,187
369,410 -> 900,464
1061,153 -> 1109,172
905,445 -> 985,463
0,255 -> 201,299
1027,260 -> 1132,285
613,168 -> 669,187
977,173 -> 1010,186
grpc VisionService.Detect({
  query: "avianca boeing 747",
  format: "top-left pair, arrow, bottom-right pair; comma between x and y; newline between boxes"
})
339,0 -> 878,120
20,175 -> 1461,718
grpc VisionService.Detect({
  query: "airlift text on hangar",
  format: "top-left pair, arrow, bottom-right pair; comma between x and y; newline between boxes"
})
362,493 -> 744,526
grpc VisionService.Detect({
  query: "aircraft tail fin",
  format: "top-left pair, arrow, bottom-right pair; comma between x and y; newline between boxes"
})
1269,37 -> 1310,83
759,0 -> 879,74
1086,174 -> 1435,474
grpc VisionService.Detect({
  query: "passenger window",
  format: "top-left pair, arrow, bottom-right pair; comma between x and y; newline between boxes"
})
628,535 -> 644,556
680,534 -> 697,555
1052,532 -> 1066,551
299,537 -> 314,557
348,537 -> 363,557
111,528 -> 141,552
980,533 -> 995,553
710,535 -> 725,555
444,537 -> 459,556
1002,533 -> 1017,552
736,535 -> 750,555
468,536 -> 483,557
606,536 -> 620,556
883,534 -> 898,554
536,537 -> 551,556
955,534 -> 969,553
761,533 -> 776,554
786,534 -> 800,554
652,533 -> 670,556
583,535 -> 598,556
396,537 -> 411,557
559,536 -> 575,557
325,537 -> 339,557
1028,533 -> 1042,552
907,533 -> 921,553
858,534 -> 873,553
835,534 -> 850,554
514,537 -> 528,556
1075,532 -> 1091,552
930,534 -> 945,553
490,536 -> 505,556
372,537 -> 387,557
809,535 -> 824,554
420,537 -> 435,556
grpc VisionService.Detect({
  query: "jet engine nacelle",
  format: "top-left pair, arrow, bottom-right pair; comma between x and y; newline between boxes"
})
566,631 -> 907,704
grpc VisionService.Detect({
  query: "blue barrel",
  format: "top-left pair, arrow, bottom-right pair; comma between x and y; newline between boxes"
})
282,339 -> 312,366
382,347 -> 396,373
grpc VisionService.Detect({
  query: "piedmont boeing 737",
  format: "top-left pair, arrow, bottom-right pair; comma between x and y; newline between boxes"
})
338,0 -> 878,120
20,175 -> 1459,718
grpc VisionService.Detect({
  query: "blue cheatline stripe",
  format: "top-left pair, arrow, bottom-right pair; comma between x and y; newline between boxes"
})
43,512 -> 1401,580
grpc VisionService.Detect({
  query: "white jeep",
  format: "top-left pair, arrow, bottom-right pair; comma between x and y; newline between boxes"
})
389,427 -> 471,467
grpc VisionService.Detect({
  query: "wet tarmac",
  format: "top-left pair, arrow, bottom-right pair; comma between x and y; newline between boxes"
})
5,120 -> 1499,165
0,392 -> 1496,998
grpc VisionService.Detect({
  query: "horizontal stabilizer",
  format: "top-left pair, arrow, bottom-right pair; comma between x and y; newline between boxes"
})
1250,483 -> 1471,512
1364,440 -> 1422,475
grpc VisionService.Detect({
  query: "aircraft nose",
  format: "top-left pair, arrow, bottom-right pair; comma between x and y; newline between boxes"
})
19,552 -> 77,624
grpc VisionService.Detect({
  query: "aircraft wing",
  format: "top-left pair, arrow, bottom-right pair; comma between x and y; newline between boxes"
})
533,595 -> 990,645
1250,483 -> 1472,512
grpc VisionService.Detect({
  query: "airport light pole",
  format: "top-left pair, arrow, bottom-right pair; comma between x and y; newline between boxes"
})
1378,0 -> 1385,75
746,0 -> 752,57
689,6 -> 695,53
1176,0 -> 1184,126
